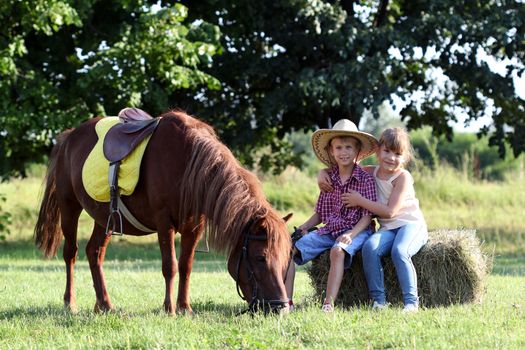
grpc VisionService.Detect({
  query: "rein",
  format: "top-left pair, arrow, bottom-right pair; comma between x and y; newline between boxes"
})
235,223 -> 288,315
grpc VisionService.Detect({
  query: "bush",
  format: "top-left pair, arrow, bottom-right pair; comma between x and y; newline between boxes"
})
410,128 -> 524,181
0,192 -> 11,241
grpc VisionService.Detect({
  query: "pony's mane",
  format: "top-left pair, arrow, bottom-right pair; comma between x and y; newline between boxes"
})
168,110 -> 290,264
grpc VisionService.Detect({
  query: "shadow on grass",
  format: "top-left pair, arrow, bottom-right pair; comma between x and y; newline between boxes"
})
3,237 -> 523,276
0,304 -> 72,321
469,229 -> 525,276
0,302 -> 252,321
0,238 -> 229,273
0,238 -> 226,261
491,254 -> 525,276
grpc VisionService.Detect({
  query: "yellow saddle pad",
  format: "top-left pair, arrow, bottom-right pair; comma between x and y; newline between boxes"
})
82,117 -> 153,202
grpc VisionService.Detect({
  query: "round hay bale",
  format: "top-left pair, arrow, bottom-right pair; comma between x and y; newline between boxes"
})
307,229 -> 492,307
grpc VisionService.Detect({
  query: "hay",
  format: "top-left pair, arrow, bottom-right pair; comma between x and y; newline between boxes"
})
307,229 -> 492,308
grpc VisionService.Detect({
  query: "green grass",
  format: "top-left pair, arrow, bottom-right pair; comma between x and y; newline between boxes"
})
0,241 -> 524,349
1,167 -> 524,349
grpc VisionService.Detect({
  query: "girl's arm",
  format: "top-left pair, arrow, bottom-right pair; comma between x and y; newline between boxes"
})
318,166 -> 374,192
317,168 -> 333,192
342,172 -> 413,218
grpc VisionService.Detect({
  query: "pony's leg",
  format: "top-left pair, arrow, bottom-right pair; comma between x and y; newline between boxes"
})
86,223 -> 114,313
177,217 -> 204,314
61,205 -> 82,313
158,224 -> 178,315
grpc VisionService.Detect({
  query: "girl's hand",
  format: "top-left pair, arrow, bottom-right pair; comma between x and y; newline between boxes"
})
341,190 -> 363,207
336,233 -> 353,245
317,169 -> 333,192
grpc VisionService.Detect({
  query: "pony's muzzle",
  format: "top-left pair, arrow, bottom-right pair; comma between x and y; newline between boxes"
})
250,299 -> 289,315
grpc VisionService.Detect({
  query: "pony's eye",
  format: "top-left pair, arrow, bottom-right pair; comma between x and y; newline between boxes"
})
255,255 -> 266,263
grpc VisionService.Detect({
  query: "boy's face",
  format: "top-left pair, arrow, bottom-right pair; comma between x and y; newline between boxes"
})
329,137 -> 360,167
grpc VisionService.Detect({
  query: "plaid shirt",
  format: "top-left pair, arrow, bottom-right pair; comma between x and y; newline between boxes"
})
315,165 -> 377,237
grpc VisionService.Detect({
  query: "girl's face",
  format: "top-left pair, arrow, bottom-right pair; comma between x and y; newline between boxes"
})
377,144 -> 405,172
329,137 -> 360,167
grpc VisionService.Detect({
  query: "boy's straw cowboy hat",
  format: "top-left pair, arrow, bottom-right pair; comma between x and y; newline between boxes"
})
311,119 -> 379,166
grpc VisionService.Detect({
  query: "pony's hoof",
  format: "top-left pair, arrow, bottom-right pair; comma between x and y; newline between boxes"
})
163,305 -> 176,316
94,302 -> 113,314
177,307 -> 194,316
64,302 -> 78,314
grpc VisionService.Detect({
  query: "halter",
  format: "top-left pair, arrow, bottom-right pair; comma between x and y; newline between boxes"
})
235,222 -> 289,314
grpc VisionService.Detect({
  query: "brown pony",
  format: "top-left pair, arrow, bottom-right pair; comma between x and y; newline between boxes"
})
34,110 -> 292,314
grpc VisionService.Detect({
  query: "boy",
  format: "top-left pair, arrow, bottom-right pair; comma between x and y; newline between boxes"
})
285,119 -> 378,312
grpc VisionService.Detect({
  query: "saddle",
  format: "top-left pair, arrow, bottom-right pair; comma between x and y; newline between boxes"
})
103,108 -> 159,163
103,108 -> 160,236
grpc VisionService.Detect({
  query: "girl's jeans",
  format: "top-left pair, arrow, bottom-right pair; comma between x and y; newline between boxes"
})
362,223 -> 428,306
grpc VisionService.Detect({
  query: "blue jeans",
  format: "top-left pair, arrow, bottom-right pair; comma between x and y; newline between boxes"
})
294,230 -> 371,269
362,223 -> 428,306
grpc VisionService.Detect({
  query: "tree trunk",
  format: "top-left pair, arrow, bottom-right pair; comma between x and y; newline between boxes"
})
373,0 -> 389,27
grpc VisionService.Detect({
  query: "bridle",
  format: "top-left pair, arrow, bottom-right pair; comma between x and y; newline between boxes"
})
234,222 -> 289,314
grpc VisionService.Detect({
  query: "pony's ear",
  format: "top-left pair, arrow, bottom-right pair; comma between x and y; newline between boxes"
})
282,213 -> 293,222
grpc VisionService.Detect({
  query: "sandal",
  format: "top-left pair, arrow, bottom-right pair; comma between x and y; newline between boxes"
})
321,303 -> 334,313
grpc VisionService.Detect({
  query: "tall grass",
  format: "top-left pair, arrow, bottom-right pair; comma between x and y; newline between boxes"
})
1,162 -> 523,255
413,165 -> 525,252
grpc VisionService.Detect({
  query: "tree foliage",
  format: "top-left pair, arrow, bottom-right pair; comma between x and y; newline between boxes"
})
0,0 -> 221,178
178,0 -> 525,171
1,0 -> 524,177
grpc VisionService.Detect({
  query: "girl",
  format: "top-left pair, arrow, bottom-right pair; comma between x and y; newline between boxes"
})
318,127 -> 427,312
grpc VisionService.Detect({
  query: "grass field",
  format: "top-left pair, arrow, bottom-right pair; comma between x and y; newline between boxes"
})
1,166 -> 524,349
1,242 -> 524,349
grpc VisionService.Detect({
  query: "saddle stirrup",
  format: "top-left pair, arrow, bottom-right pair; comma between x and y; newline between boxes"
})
105,161 -> 156,236
105,162 -> 124,236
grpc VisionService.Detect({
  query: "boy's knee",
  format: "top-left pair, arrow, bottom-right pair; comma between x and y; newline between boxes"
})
330,247 -> 345,261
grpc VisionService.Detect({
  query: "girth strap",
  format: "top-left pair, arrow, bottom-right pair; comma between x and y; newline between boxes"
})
117,197 -> 156,233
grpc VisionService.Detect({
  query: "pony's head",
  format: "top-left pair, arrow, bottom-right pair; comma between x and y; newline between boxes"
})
228,212 -> 293,314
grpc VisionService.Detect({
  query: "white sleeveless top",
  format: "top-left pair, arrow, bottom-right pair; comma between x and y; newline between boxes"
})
373,166 -> 426,231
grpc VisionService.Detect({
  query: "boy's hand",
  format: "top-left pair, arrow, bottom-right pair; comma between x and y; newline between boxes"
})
291,227 -> 303,245
297,225 -> 308,234
291,225 -> 311,246
317,169 -> 333,192
336,233 -> 353,245
341,190 -> 363,207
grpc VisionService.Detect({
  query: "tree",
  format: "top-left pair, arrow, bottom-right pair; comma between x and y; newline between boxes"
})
1,1 -> 524,177
0,0 -> 221,178
177,0 -> 524,171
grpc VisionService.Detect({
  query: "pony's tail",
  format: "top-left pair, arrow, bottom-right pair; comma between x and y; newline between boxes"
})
34,130 -> 71,258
